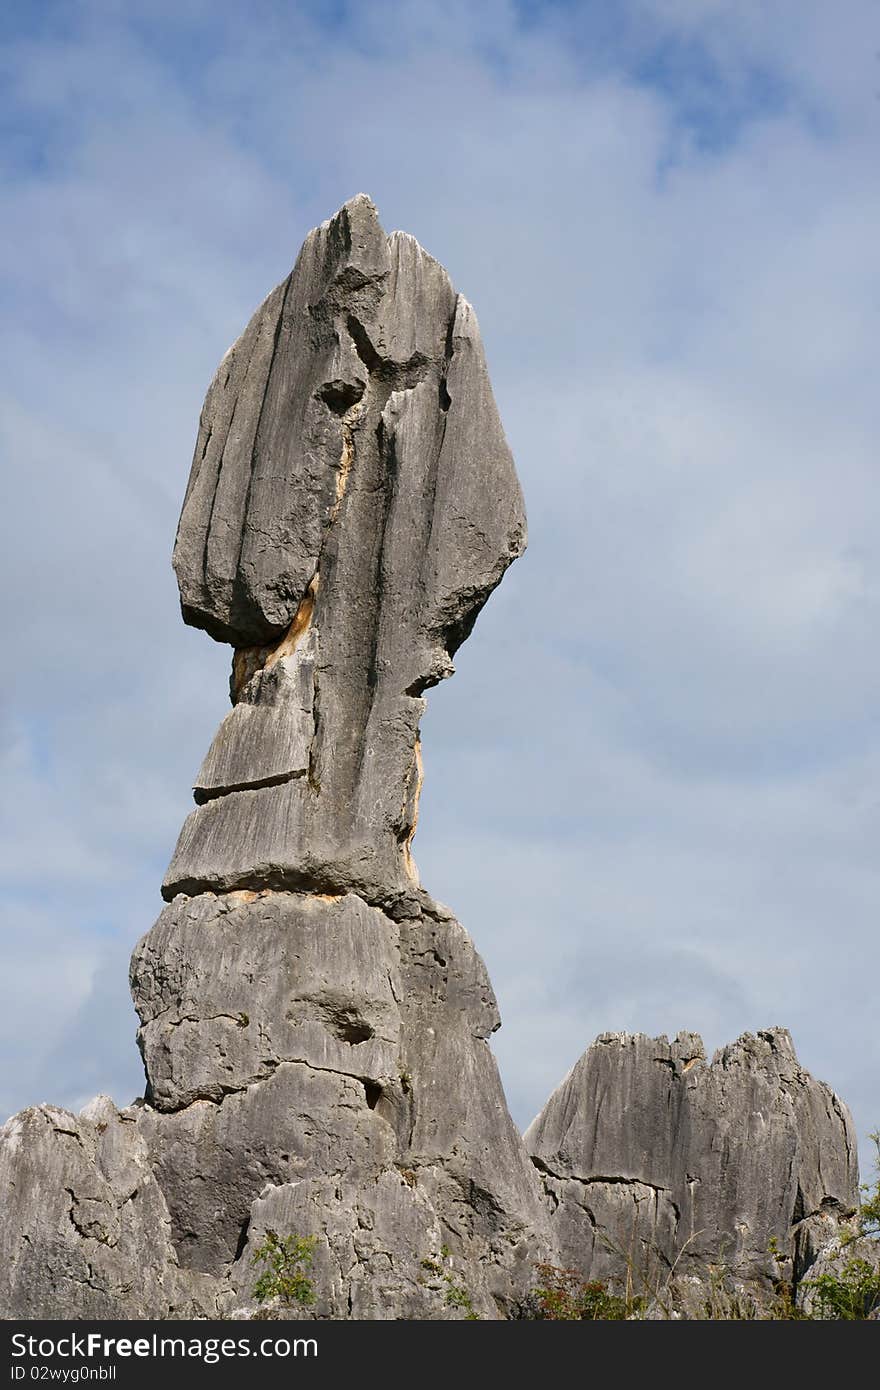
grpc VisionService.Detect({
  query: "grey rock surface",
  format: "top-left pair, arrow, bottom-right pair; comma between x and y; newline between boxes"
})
0,1098 -> 221,1319
166,193 -> 525,905
129,887 -> 550,1313
525,1027 -> 859,1306
231,1176 -> 450,1319
130,888 -> 402,1113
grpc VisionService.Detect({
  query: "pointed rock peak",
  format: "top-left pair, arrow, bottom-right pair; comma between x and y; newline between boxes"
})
317,193 -> 388,286
326,190 -> 378,222
712,1026 -> 798,1067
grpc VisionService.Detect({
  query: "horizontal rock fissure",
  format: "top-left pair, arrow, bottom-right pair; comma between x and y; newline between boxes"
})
162,864 -> 358,905
151,1055 -> 391,1117
531,1156 -> 672,1197
162,869 -> 428,923
52,1125 -> 86,1144
164,1012 -> 251,1030
193,768 -> 307,805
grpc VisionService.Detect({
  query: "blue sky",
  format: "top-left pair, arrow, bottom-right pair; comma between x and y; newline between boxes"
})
2,0 -> 879,1174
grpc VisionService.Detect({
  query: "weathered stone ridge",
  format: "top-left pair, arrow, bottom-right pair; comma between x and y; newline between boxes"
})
0,885 -> 552,1320
0,1099 -> 220,1319
525,1027 -> 859,1307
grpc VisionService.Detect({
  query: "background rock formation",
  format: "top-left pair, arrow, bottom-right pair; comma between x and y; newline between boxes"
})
525,1027 -> 859,1309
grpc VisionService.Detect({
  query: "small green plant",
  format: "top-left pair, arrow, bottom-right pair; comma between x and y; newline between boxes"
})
252,1229 -> 318,1310
805,1257 -> 880,1320
420,1244 -> 479,1318
532,1263 -> 639,1320
853,1131 -> 880,1240
799,1129 -> 880,1320
444,1281 -> 479,1317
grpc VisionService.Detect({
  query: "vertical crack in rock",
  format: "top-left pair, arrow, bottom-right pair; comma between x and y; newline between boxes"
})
230,271 -> 296,621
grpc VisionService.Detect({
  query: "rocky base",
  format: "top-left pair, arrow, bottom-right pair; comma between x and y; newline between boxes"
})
0,889 -> 550,1320
1,1017 -> 859,1319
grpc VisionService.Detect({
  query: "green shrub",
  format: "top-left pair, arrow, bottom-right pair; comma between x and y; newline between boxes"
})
854,1131 -> 880,1240
532,1263 -> 639,1320
805,1257 -> 880,1320
800,1130 -> 880,1320
252,1229 -> 317,1309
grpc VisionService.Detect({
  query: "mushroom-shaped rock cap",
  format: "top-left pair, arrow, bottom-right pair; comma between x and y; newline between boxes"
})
173,193 -> 525,652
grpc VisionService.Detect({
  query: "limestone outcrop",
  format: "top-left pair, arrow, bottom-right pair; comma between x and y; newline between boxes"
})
128,886 -> 549,1316
525,1027 -> 859,1310
0,1099 -> 220,1319
0,195 -> 863,1321
0,196 -> 548,1321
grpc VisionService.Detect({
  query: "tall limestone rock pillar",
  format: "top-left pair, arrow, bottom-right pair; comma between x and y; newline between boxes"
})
132,193 -> 549,1317
0,195 -> 550,1320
